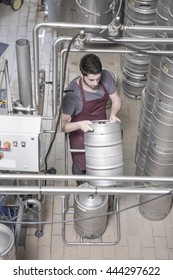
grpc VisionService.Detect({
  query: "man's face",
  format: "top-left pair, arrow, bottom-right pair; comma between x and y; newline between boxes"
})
82,73 -> 102,90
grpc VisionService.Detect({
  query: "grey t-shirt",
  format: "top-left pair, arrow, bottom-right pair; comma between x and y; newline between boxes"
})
62,69 -> 117,116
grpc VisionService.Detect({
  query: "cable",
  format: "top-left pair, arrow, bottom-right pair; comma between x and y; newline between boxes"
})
44,31 -> 82,173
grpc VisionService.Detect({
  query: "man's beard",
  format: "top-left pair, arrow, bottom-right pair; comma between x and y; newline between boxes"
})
83,77 -> 99,90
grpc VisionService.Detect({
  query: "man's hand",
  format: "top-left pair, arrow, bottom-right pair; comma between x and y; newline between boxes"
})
109,115 -> 121,123
78,120 -> 94,132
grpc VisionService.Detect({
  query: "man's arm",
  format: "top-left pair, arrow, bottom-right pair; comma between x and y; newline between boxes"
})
109,89 -> 122,122
61,113 -> 93,133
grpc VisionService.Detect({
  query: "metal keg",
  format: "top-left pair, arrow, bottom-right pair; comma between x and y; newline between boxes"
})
144,144 -> 173,177
156,57 -> 173,105
0,224 -> 16,260
123,29 -> 154,50
135,96 -> 145,162
144,85 -> 155,113
124,0 -> 157,26
139,108 -> 152,153
74,183 -> 108,238
84,120 -> 124,187
123,53 -> 150,74
139,191 -> 173,221
150,130 -> 173,150
156,0 -> 171,19
151,109 -> 173,144
122,68 -> 147,99
150,43 -> 164,71
135,150 -> 146,176
165,1 -> 173,51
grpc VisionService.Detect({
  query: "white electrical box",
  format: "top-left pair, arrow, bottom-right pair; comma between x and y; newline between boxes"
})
0,115 -> 42,172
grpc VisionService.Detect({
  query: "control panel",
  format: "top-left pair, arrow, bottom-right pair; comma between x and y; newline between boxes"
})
0,115 -> 42,172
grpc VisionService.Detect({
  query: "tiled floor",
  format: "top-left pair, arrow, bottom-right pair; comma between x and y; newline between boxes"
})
0,0 -> 173,260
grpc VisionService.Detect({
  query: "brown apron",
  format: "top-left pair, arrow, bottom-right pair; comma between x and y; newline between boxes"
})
69,78 -> 109,170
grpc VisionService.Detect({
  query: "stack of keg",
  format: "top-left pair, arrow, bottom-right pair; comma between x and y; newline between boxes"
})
74,120 -> 124,239
135,0 -> 173,221
138,56 -> 173,221
135,0 -> 170,176
122,0 -> 157,99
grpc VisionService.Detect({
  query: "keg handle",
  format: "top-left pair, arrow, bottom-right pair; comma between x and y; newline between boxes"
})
88,194 -> 95,199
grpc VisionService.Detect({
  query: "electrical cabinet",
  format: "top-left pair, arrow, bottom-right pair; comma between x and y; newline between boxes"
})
0,115 -> 42,172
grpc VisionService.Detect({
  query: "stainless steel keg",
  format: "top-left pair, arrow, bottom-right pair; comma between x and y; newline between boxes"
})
0,224 -> 16,260
139,191 -> 173,221
84,120 -> 124,187
74,183 -> 108,238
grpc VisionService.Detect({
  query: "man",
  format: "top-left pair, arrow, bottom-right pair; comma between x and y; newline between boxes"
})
61,54 -> 121,183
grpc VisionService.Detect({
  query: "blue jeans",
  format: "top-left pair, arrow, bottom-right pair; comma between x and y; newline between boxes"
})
72,163 -> 86,186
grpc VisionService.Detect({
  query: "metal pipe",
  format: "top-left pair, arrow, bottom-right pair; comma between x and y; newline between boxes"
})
1,173 -> 173,182
34,26 -> 173,120
123,25 -> 173,32
89,37 -> 173,44
0,186 -> 172,196
16,39 -> 33,108
52,36 -> 72,117
33,22 -> 108,110
12,106 -> 37,113
0,57 -> 6,89
4,60 -> 13,113
15,201 -> 25,246
83,47 -> 173,55
25,198 -> 43,237
60,47 -> 173,60
0,58 -> 13,113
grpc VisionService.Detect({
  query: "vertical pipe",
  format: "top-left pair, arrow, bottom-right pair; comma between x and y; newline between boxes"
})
16,39 -> 33,108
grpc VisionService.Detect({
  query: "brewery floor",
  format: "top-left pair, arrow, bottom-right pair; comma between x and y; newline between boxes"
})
0,0 -> 173,260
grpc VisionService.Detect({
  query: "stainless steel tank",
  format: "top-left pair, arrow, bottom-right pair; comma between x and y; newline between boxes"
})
84,120 -> 124,187
0,224 -> 16,260
48,0 -> 123,24
74,183 -> 108,238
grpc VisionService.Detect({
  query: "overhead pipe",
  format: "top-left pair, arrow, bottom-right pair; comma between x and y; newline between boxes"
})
1,173 -> 173,182
33,22 -> 108,112
0,185 -> 172,196
0,173 -> 173,195
33,22 -> 173,119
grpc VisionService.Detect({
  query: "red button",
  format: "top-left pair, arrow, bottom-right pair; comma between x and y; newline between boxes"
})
3,142 -> 11,151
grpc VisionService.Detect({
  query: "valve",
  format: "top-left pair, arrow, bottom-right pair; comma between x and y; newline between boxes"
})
74,30 -> 87,50
108,17 -> 122,37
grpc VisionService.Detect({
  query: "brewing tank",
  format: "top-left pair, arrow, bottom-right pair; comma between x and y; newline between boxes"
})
48,0 -> 122,24
48,0 -> 124,36
74,183 -> 108,238
84,120 -> 124,187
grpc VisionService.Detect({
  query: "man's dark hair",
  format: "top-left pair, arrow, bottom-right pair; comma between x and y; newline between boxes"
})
79,54 -> 102,76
